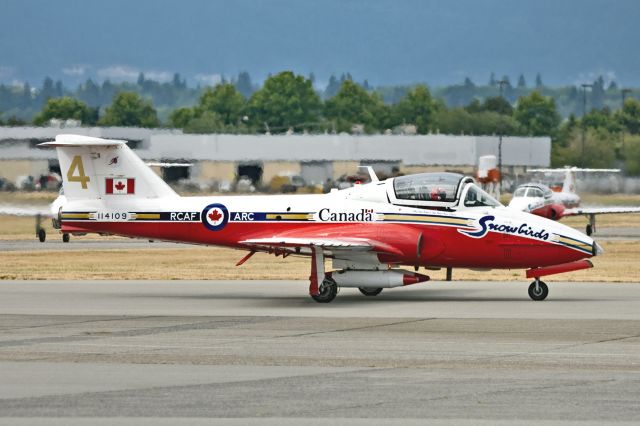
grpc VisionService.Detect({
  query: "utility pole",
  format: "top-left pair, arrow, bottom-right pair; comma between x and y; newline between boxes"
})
621,89 -> 632,162
497,80 -> 508,186
581,84 -> 593,167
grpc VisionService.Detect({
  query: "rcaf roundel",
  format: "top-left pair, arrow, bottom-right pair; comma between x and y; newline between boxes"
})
202,203 -> 228,231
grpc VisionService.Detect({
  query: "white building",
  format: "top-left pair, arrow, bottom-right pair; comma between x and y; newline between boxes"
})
0,126 -> 550,187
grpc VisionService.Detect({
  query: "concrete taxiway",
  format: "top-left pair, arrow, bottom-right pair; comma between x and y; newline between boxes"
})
0,280 -> 639,424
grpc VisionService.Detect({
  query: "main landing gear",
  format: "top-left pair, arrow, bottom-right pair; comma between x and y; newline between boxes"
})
528,278 -> 549,301
358,287 -> 383,296
312,277 -> 338,303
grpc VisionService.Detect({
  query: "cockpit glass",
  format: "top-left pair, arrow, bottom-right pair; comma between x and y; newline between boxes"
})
463,184 -> 502,208
527,188 -> 544,198
393,173 -> 462,202
513,187 -> 526,197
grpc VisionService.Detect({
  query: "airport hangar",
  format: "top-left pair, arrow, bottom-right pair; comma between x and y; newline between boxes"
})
0,126 -> 550,187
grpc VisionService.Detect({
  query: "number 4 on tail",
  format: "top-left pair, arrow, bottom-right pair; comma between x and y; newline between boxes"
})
67,155 -> 90,189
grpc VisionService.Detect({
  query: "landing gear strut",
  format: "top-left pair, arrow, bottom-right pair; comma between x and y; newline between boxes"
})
585,214 -> 596,236
358,287 -> 383,296
309,245 -> 338,303
528,278 -> 548,301
36,214 -> 46,242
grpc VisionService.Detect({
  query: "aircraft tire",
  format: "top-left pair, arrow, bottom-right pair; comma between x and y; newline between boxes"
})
358,287 -> 383,296
586,224 -> 593,236
311,277 -> 338,303
528,280 -> 548,301
38,229 -> 46,243
62,233 -> 70,243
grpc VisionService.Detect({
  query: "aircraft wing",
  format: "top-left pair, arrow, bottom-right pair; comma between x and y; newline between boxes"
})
240,236 -> 403,256
0,204 -> 51,217
564,206 -> 640,216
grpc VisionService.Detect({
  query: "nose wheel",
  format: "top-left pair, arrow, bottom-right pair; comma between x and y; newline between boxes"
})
528,279 -> 548,301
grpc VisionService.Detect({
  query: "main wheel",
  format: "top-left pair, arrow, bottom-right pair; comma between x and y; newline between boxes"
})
311,277 -> 338,303
358,287 -> 383,296
586,224 -> 593,236
528,280 -> 548,301
62,233 -> 70,243
38,228 -> 46,243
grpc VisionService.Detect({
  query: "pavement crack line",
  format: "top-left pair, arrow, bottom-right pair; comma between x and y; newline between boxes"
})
274,318 -> 437,339
289,376 -> 620,417
0,317 -> 278,348
0,315 -> 160,331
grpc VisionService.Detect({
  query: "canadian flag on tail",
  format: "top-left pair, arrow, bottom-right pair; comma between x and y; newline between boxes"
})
105,178 -> 135,195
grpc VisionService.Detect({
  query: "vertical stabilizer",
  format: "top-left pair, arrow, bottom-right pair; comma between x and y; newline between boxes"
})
40,134 -> 178,200
562,168 -> 576,193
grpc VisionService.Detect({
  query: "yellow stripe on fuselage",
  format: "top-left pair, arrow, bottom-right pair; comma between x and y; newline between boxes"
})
557,236 -> 592,250
135,213 -> 161,220
382,214 -> 469,225
265,213 -> 311,220
61,213 -> 91,219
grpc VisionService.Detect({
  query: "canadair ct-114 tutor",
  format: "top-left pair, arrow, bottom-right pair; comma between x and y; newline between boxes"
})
508,167 -> 640,236
40,134 -> 602,303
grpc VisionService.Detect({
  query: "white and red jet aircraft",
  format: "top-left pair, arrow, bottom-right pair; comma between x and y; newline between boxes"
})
41,134 -> 602,303
508,168 -> 640,236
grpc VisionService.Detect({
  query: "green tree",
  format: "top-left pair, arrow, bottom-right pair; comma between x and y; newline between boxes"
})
552,127 -> 616,168
33,96 -> 97,125
248,71 -> 321,132
623,135 -> 640,175
196,83 -> 245,125
514,91 -> 560,136
324,75 -> 340,99
483,96 -> 513,115
391,85 -> 437,133
324,80 -> 389,133
183,111 -> 228,134
169,107 -> 194,129
99,92 -> 160,127
435,108 -> 519,136
235,71 -> 254,98
517,74 -> 526,88
618,98 -> 640,134
582,107 -> 621,133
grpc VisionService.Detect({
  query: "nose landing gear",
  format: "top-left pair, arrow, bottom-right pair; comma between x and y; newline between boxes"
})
528,278 -> 548,301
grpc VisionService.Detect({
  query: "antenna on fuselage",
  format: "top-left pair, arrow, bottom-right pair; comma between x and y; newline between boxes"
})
358,166 -> 379,183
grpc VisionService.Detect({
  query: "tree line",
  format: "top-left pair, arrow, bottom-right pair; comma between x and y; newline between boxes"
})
1,70 -> 640,174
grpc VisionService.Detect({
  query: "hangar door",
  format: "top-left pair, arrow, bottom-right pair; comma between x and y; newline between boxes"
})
300,161 -> 333,186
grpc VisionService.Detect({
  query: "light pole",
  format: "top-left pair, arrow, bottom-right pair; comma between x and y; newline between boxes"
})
581,83 -> 593,167
497,80 -> 508,186
621,89 -> 632,161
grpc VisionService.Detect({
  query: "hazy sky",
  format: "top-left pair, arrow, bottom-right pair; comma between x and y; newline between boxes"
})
1,0 -> 639,87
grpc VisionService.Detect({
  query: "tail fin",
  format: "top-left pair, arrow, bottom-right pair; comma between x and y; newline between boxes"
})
561,168 -> 576,194
40,134 -> 178,200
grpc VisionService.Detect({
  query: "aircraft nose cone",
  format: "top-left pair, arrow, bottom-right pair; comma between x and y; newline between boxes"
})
593,241 -> 604,256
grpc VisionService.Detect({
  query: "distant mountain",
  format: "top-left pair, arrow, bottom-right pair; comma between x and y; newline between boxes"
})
1,0 -> 639,87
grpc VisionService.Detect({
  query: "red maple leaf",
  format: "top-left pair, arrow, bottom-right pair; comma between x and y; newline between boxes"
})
115,181 -> 126,191
208,209 -> 222,222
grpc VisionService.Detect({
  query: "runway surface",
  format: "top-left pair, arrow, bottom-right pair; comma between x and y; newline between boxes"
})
0,280 -> 640,424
